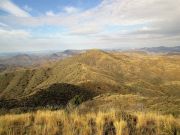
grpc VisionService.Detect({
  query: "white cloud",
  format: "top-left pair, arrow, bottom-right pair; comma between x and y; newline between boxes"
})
4,0 -> 179,35
0,0 -> 30,17
0,22 -> 8,27
46,10 -> 56,16
0,0 -> 180,51
0,28 -> 30,38
63,6 -> 79,14
23,5 -> 32,12
45,6 -> 79,17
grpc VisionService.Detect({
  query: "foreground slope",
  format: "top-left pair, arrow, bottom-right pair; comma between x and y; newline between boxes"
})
0,110 -> 179,135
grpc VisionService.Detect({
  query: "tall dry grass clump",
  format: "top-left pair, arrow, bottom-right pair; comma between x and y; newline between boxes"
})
0,109 -> 179,135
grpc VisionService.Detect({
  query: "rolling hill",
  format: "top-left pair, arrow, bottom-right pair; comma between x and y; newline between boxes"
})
0,49 -> 180,115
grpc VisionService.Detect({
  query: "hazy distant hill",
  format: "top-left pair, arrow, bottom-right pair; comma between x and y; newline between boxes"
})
48,49 -> 85,60
0,50 -> 84,72
0,49 -> 179,115
140,46 -> 180,53
0,54 -> 40,66
1,46 -> 179,70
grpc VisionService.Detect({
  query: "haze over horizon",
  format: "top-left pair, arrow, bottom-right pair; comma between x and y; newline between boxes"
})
0,0 -> 180,52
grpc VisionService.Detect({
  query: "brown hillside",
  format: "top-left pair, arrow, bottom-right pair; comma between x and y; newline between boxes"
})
0,50 -> 179,115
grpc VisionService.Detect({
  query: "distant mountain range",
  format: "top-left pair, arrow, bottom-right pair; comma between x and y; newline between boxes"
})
140,46 -> 180,53
0,46 -> 179,72
0,50 -> 85,71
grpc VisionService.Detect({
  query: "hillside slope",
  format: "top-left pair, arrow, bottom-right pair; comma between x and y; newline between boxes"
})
0,50 -> 179,114
0,83 -> 94,111
0,50 -> 179,97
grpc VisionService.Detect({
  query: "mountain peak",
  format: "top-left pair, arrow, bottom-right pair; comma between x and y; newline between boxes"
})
85,49 -> 107,55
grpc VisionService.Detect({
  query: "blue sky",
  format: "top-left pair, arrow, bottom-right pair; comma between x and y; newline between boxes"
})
0,0 -> 180,52
11,0 -> 102,16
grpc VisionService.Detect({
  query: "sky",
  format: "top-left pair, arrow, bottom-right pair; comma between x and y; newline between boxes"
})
0,0 -> 180,52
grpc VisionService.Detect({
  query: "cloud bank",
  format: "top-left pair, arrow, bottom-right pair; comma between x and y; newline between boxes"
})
0,0 -> 180,52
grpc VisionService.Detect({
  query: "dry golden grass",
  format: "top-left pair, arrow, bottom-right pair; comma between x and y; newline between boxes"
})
0,109 -> 179,135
